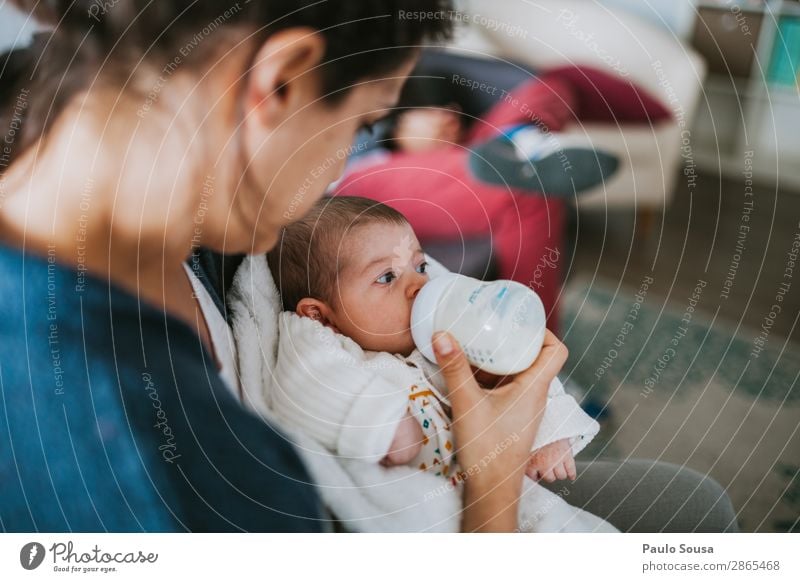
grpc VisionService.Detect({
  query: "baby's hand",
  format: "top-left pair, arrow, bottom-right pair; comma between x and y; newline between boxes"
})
526,438 -> 576,483
381,412 -> 424,467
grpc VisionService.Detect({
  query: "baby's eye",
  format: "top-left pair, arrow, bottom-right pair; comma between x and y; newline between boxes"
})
416,261 -> 428,274
376,271 -> 397,285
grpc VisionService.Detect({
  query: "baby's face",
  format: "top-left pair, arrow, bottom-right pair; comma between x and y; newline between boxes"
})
330,222 -> 429,356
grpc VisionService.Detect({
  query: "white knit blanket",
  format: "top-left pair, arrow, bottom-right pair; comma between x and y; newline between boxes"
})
228,254 -> 618,532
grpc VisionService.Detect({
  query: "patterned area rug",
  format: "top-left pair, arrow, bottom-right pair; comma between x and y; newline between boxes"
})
560,277 -> 800,532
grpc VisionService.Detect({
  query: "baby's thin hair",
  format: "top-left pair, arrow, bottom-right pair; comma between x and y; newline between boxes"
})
267,196 -> 409,312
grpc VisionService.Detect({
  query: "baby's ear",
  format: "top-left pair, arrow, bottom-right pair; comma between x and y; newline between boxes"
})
296,298 -> 338,331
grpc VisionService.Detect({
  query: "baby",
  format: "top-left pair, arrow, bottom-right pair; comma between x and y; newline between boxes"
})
266,195 -> 583,485
345,100 -> 618,197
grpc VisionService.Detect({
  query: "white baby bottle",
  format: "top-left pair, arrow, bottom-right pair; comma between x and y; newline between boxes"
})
410,273 -> 548,376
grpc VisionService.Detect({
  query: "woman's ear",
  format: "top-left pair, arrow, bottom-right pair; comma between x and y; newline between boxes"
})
245,27 -> 326,129
296,298 -> 339,332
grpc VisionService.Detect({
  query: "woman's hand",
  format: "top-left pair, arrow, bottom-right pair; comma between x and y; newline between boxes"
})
433,330 -> 568,532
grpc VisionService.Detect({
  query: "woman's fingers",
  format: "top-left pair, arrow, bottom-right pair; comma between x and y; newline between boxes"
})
535,329 -> 569,376
553,463 -> 568,481
540,329 -> 569,370
433,332 -> 480,407
512,330 -> 568,395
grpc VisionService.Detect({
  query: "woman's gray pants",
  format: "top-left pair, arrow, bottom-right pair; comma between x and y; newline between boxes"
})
541,459 -> 739,532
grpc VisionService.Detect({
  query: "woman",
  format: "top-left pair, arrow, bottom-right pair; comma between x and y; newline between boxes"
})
0,0 -> 736,532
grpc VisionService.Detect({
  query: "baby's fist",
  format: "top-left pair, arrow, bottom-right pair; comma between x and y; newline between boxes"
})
526,438 -> 576,483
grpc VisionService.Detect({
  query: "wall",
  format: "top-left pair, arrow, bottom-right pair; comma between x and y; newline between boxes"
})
597,0 -> 698,38
0,2 -> 37,51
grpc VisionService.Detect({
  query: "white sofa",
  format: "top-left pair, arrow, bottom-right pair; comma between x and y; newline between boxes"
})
449,0 -> 707,211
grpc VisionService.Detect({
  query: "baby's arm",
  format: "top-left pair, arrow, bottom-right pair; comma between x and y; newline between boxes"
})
525,378 -> 594,483
381,412 -> 425,467
530,378 -> 599,456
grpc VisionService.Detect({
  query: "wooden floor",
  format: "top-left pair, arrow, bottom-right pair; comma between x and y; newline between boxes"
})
563,170 -> 799,532
567,170 -> 800,348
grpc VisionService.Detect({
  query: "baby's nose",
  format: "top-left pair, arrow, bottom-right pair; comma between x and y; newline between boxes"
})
409,274 -> 427,300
